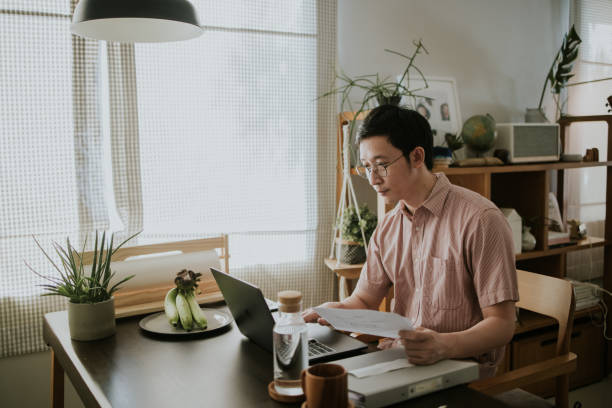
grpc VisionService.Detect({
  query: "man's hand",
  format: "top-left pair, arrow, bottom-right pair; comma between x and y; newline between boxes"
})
302,301 -> 340,324
398,327 -> 450,365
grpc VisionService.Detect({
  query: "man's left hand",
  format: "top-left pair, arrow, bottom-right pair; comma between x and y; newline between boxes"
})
397,327 -> 450,365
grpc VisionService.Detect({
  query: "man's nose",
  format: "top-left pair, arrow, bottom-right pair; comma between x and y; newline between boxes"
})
368,171 -> 383,185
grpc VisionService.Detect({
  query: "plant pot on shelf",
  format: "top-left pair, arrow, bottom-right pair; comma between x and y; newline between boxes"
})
335,238 -> 366,264
67,297 -> 116,341
524,108 -> 548,123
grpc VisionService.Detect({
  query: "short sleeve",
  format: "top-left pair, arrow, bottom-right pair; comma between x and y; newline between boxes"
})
466,208 -> 519,309
354,225 -> 392,302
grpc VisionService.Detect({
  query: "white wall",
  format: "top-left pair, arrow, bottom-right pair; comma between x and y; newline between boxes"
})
0,351 -> 84,408
339,0 -> 564,122
338,0 -> 565,206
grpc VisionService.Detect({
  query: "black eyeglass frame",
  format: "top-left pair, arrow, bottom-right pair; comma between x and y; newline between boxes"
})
356,154 -> 404,179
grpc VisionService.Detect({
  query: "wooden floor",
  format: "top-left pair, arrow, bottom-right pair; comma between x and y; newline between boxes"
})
548,374 -> 612,407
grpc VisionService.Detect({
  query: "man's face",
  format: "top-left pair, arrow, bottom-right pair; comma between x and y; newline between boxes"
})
359,136 -> 416,205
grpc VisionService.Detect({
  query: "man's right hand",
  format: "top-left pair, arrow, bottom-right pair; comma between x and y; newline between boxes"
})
302,301 -> 342,325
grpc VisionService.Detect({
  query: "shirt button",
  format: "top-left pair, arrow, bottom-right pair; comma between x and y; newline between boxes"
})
415,227 -> 420,232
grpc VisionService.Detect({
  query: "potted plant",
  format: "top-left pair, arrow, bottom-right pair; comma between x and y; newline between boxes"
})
320,39 -> 430,156
529,25 -> 582,122
335,204 -> 377,264
26,231 -> 139,341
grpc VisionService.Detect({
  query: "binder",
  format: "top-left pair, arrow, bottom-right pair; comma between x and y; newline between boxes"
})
334,348 -> 479,408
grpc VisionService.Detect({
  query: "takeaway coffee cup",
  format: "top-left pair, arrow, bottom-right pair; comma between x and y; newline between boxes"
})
300,363 -> 348,408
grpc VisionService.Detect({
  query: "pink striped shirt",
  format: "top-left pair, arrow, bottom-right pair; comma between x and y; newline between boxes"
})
355,173 -> 518,377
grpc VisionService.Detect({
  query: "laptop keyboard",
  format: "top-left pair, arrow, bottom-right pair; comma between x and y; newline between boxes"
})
308,339 -> 335,357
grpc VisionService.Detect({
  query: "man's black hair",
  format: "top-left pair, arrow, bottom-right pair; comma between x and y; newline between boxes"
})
356,104 -> 434,170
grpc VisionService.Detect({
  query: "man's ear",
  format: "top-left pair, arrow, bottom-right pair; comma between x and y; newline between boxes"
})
409,147 -> 426,169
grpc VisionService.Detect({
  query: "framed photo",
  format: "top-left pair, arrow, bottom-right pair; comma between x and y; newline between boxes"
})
399,76 -> 462,146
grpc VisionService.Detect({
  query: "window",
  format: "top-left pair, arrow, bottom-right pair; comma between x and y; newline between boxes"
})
0,0 -> 337,357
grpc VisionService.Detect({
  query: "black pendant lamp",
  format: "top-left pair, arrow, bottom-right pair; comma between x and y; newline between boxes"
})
71,0 -> 203,43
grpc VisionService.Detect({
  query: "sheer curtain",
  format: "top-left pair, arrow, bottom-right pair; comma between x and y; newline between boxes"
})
0,0 -> 337,357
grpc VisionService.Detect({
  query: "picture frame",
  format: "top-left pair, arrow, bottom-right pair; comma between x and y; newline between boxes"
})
399,76 -> 462,147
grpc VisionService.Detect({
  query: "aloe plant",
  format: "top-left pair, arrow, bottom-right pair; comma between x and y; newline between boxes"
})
538,25 -> 582,114
26,231 -> 140,303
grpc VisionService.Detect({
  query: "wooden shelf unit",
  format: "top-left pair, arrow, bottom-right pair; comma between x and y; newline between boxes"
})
326,112 -> 612,392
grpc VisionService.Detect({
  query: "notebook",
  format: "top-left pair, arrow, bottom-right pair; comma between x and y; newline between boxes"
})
210,268 -> 367,363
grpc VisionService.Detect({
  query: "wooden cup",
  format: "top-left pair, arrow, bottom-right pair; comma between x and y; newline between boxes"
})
301,363 -> 348,408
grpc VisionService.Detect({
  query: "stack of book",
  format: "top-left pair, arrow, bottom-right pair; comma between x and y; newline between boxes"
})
566,279 -> 602,311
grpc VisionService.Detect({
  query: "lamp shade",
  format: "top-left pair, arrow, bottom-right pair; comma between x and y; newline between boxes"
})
71,0 -> 203,43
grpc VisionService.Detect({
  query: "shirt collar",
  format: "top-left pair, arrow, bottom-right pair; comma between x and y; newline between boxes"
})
395,172 -> 450,219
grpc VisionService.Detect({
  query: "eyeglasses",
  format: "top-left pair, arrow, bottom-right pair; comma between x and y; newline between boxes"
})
356,154 -> 404,179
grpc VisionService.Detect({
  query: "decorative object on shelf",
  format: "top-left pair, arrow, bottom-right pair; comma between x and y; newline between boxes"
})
444,132 -> 464,161
533,25 -> 582,122
432,146 -> 453,168
521,225 -> 537,251
568,219 -> 587,240
335,205 -> 377,264
319,40 -> 429,153
607,95 -> 612,113
524,108 -> 548,123
453,157 -> 503,167
583,147 -> 599,162
501,208 -> 522,255
560,153 -> 582,162
495,123 -> 560,164
493,149 -> 509,164
71,0 -> 203,43
460,114 -> 496,157
403,77 -> 463,147
26,231 -> 140,340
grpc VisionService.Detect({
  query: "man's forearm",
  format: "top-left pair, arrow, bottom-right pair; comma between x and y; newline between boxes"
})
441,315 -> 515,359
341,288 -> 381,310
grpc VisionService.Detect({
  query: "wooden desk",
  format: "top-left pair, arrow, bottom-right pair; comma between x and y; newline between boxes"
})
44,308 -> 510,408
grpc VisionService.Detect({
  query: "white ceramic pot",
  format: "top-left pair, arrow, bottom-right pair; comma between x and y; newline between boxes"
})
522,226 -> 537,251
524,108 -> 548,123
67,297 -> 116,341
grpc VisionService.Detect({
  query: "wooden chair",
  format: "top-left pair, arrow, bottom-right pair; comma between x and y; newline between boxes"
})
469,269 -> 577,408
81,234 -> 229,318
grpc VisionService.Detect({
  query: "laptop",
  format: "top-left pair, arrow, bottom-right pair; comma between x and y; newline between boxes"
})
210,268 -> 367,363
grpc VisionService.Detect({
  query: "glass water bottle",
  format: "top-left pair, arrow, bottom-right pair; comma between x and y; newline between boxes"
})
273,290 -> 309,396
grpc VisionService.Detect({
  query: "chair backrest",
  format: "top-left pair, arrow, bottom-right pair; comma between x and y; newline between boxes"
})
82,235 -> 229,272
515,269 -> 575,356
81,234 -> 229,317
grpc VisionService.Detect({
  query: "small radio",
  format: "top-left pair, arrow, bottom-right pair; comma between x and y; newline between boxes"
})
495,123 -> 560,163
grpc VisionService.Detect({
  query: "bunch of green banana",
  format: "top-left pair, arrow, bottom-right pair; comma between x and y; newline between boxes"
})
164,269 -> 207,331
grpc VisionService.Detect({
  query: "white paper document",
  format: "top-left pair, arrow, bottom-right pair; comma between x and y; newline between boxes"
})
348,358 -> 414,378
313,307 -> 413,338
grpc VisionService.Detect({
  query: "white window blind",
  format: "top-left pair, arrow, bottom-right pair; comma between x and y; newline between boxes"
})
125,0 -> 337,303
0,0 -> 337,357
564,0 -> 612,282
576,0 -> 612,64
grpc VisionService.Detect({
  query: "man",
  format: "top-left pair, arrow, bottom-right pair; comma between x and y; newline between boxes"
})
304,105 -> 518,378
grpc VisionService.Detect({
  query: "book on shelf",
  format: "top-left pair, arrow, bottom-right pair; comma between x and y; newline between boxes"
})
548,230 -> 572,246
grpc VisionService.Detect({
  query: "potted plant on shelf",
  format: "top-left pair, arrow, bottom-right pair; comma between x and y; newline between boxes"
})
320,39 -> 429,152
335,204 -> 377,264
26,231 -> 139,341
323,40 -> 428,267
529,25 -> 582,123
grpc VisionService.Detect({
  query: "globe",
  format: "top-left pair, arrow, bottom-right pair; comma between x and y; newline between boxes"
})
461,114 -> 496,154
